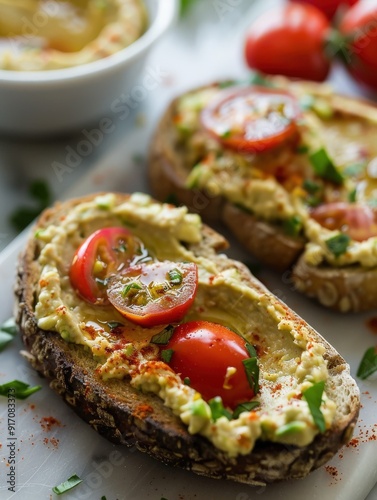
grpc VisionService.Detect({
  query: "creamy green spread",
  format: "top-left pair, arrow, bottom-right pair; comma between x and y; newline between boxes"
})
0,0 -> 147,71
174,82 -> 377,269
34,193 -> 336,456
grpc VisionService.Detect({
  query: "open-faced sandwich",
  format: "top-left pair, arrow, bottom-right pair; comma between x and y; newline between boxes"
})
149,76 -> 377,312
15,192 -> 359,485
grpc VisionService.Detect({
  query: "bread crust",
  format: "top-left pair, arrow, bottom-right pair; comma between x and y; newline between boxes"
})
148,82 -> 377,311
15,193 -> 360,485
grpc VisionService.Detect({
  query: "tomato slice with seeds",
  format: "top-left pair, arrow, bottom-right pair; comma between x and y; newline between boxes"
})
311,202 -> 377,242
165,321 -> 256,410
106,261 -> 198,327
70,227 -> 144,305
201,86 -> 301,154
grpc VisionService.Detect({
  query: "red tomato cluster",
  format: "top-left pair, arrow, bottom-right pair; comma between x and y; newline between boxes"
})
244,0 -> 377,92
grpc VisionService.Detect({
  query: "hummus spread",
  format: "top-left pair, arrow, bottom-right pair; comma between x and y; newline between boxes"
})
34,193 -> 336,456
0,0 -> 147,71
175,82 -> 377,268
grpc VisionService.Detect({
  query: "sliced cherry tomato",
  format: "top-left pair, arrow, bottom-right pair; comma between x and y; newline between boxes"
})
106,261 -> 198,327
165,321 -> 256,410
311,202 -> 377,241
339,2 -> 377,91
244,3 -> 331,82
70,227 -> 144,305
201,86 -> 301,153
290,0 -> 358,20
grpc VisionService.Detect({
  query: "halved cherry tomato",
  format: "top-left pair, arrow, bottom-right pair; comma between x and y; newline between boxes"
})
244,3 -> 331,82
339,1 -> 377,91
70,227 -> 144,305
106,261 -> 198,327
311,202 -> 377,241
165,321 -> 256,410
290,0 -> 358,20
201,86 -> 301,153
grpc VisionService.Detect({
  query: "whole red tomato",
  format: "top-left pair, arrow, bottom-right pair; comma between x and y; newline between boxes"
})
244,3 -> 331,82
290,0 -> 358,20
339,1 -> 377,91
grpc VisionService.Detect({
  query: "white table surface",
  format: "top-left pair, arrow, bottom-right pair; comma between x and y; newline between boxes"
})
1,0 -> 377,498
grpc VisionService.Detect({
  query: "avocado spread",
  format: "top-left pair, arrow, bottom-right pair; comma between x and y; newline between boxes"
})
174,82 -> 377,268
34,193 -> 335,456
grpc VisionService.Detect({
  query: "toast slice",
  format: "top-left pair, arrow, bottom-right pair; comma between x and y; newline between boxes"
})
15,193 -> 360,485
148,78 -> 377,312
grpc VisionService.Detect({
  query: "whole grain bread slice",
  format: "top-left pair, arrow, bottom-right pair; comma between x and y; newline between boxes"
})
15,193 -> 360,485
148,83 -> 377,311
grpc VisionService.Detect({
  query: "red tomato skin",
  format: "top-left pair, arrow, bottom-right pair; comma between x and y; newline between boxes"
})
69,227 -> 133,304
107,261 -> 199,328
166,321 -> 255,410
244,3 -> 331,82
310,202 -> 377,241
201,86 -> 301,154
340,2 -> 377,91
290,0 -> 358,20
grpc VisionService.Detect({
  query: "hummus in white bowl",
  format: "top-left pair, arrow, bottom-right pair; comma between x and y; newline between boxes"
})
0,0 -> 147,71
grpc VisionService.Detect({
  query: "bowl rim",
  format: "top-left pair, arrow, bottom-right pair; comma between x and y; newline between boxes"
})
0,0 -> 178,84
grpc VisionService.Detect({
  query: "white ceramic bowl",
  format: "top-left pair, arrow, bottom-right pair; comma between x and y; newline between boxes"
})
0,0 -> 177,136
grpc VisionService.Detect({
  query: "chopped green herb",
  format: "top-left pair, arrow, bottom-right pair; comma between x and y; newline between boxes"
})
0,380 -> 42,399
208,396 -> 232,421
52,474 -> 82,495
167,268 -> 183,285
275,421 -> 307,437
242,357 -> 259,393
122,282 -> 142,297
357,346 -> 377,380
150,325 -> 175,345
221,130 -> 232,139
309,148 -> 344,184
302,381 -> 326,433
245,342 -> 257,359
101,497 -> 107,500
306,195 -> 322,208
0,318 -> 17,352
161,349 -> 174,363
107,321 -> 123,330
326,233 -> 351,257
303,179 -> 321,194
183,377 -> 191,385
283,215 -> 302,237
348,188 -> 357,203
233,401 -> 260,419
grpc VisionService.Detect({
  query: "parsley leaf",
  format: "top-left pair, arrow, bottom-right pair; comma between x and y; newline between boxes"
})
302,381 -> 326,433
309,148 -> 344,184
242,357 -> 259,393
0,318 -> 17,352
0,380 -> 42,399
357,347 -> 377,380
52,475 -> 82,495
326,233 -> 351,257
161,349 -> 174,363
233,401 -> 260,419
283,215 -> 302,237
150,325 -> 175,345
208,396 -> 232,421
